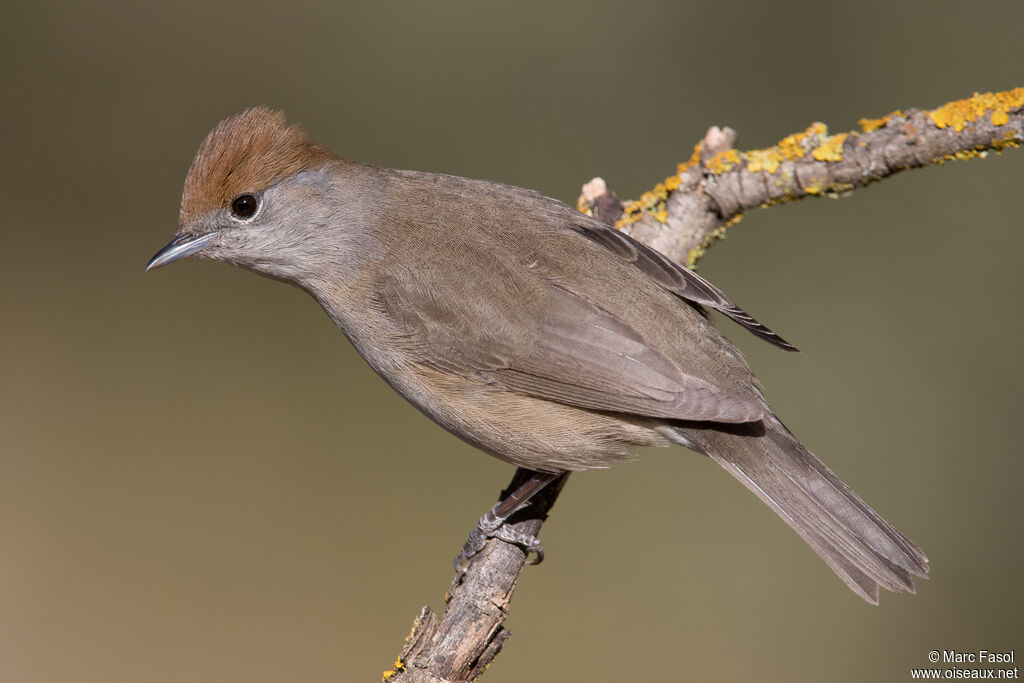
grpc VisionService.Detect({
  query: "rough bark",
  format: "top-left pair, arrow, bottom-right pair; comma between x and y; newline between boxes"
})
386,471 -> 568,683
383,87 -> 1023,683
581,88 -> 1024,268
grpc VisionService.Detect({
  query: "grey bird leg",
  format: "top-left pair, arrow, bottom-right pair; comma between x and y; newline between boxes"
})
454,471 -> 561,573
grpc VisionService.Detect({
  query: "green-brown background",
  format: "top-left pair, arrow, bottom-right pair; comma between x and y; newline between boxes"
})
2,2 -> 1021,681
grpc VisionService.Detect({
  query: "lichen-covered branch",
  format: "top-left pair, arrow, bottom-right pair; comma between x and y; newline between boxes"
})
578,88 -> 1024,267
384,87 -> 1023,683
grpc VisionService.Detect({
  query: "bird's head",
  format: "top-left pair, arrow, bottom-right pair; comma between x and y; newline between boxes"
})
147,108 -> 344,282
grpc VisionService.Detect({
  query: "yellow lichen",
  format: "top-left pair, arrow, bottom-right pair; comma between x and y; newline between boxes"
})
637,190 -> 658,209
823,182 -> 855,198
776,122 -> 826,161
776,133 -> 805,161
930,87 -> 1024,132
615,169 -> 683,228
745,148 -> 784,173
614,89 -> 1021,262
382,657 -> 405,682
859,110 -> 903,133
859,117 -> 885,133
941,149 -> 985,163
614,201 -> 643,230
685,245 -> 705,268
812,132 -> 848,162
576,195 -> 593,216
756,194 -> 797,210
705,148 -> 740,174
721,212 -> 744,228
677,143 -> 703,174
686,221 -> 731,268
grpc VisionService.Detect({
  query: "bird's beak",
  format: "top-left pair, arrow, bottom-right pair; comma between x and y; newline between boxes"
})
146,233 -> 215,271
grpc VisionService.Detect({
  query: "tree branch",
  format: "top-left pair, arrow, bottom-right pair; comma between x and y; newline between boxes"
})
384,87 -> 1023,683
386,471 -> 568,683
579,87 -> 1024,267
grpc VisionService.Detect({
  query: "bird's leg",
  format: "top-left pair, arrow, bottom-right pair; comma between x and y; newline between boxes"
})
453,470 -> 560,574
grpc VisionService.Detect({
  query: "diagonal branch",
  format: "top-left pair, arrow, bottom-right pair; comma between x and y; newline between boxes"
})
579,87 -> 1024,267
385,86 -> 1022,683
386,471 -> 569,683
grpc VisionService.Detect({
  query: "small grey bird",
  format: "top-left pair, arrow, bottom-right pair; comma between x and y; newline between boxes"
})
148,108 -> 928,603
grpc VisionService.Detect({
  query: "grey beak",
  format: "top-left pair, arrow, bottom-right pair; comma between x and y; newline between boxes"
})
146,233 -> 215,271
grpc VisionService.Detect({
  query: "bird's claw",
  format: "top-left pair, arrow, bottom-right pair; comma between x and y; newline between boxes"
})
490,524 -> 544,564
453,514 -> 545,575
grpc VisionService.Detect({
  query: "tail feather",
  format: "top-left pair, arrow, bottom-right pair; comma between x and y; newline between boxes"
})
666,414 -> 928,604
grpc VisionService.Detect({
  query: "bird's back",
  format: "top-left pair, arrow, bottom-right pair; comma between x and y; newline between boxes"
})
332,169 -> 770,471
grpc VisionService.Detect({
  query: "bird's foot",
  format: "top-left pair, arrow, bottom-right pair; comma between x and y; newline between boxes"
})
453,510 -> 544,575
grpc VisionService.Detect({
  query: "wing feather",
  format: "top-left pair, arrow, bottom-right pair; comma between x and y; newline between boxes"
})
569,222 -> 798,351
379,271 -> 764,423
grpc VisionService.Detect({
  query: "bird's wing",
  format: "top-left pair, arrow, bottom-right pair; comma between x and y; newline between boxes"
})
377,257 -> 764,423
569,221 -> 797,351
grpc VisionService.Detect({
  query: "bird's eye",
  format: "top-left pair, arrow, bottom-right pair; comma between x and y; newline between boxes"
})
230,194 -> 259,220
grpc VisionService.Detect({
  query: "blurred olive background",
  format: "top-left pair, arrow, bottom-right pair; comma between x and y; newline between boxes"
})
2,1 -> 1022,681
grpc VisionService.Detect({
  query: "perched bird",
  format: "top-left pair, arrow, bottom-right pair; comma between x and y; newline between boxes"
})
148,108 -> 928,603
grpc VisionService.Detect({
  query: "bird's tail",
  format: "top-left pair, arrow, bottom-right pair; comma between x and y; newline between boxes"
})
663,413 -> 929,604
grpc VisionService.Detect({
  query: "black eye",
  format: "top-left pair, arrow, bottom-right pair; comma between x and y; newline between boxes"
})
230,194 -> 259,219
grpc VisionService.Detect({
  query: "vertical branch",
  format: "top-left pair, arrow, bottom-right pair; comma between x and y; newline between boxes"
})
387,471 -> 569,682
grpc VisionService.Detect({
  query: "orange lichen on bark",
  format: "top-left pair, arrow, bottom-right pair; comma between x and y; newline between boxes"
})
776,122 -> 827,161
677,143 -> 702,174
742,123 -> 843,172
382,657 -> 405,682
685,221 -> 730,269
605,88 -> 1022,238
576,194 -> 592,215
812,132 -> 848,162
859,110 -> 904,133
745,147 -> 785,173
705,148 -> 740,174
614,146 -> 701,229
929,88 -> 1024,132
614,204 -> 641,229
935,132 -> 1022,165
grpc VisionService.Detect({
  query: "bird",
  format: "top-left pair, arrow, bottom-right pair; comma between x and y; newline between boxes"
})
147,108 -> 928,604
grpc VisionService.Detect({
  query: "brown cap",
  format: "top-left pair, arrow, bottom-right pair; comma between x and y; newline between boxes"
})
179,107 -> 336,226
